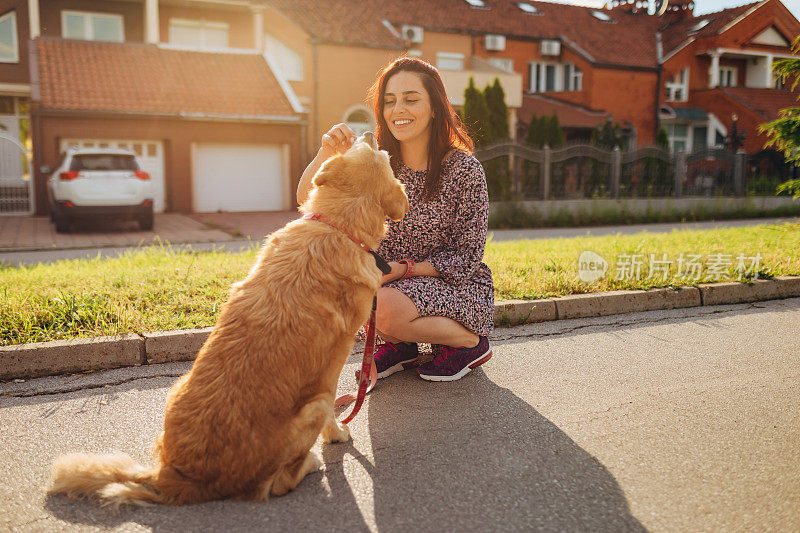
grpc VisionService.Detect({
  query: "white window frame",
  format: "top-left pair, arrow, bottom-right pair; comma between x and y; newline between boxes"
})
664,122 -> 690,152
529,61 -> 580,93
61,10 -> 125,42
436,52 -> 464,71
665,67 -> 689,102
264,33 -> 303,82
343,105 -> 375,136
0,11 -> 19,63
168,18 -> 229,50
719,66 -> 737,87
488,57 -> 514,72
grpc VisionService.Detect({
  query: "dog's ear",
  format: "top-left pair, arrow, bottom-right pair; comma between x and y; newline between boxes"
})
381,182 -> 409,222
312,155 -> 343,188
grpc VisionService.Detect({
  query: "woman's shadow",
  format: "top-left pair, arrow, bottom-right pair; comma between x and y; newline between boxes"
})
326,362 -> 647,532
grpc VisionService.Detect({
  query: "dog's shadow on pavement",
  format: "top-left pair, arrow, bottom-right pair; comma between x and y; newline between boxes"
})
344,368 -> 648,532
41,367 -> 646,531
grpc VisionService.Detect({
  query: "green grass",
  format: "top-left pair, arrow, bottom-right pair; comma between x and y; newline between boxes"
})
1,222 -> 799,346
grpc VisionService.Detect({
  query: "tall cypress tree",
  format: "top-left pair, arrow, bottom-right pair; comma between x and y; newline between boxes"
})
462,77 -> 490,147
484,78 -> 509,142
547,112 -> 565,148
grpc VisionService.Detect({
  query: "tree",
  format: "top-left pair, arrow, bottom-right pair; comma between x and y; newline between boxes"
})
545,112 -> 565,148
484,78 -> 510,142
759,34 -> 800,198
481,79 -> 511,199
461,77 -> 490,147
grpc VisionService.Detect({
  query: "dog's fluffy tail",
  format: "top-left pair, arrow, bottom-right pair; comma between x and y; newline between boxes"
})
48,452 -> 164,508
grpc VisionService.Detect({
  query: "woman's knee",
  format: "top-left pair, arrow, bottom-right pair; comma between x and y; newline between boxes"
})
375,287 -> 418,338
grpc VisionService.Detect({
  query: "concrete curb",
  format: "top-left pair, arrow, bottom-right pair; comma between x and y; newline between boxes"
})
3,276 -> 799,380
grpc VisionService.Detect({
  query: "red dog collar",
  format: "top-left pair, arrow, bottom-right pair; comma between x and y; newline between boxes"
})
302,212 -> 391,275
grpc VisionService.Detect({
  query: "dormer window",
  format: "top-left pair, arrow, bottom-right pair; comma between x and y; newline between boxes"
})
689,19 -> 710,33
591,10 -> 613,22
517,2 -> 540,14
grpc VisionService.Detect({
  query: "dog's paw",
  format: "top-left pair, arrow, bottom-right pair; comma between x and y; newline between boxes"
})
308,449 -> 323,471
322,421 -> 351,444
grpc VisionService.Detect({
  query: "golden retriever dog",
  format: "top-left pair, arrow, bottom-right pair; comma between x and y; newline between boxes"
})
47,134 -> 408,507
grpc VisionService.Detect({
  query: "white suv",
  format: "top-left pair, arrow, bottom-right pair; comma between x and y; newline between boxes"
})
47,147 -> 154,233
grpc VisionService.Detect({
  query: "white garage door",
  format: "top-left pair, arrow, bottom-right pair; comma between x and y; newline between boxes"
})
193,143 -> 286,212
60,138 -> 166,212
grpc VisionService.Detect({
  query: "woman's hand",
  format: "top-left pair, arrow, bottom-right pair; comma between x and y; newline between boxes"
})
319,123 -> 357,161
381,261 -> 407,285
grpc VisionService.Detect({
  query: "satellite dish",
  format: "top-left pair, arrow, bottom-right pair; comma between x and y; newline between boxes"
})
655,0 -> 668,16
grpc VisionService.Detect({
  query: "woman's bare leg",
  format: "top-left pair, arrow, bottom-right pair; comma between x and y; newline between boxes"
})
375,287 -> 479,348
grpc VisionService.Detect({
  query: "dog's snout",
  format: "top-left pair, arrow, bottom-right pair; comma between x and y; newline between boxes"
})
356,131 -> 378,150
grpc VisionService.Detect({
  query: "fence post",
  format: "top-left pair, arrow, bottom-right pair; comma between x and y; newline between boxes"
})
612,146 -> 621,199
734,149 -> 746,197
674,150 -> 686,198
542,144 -> 551,200
508,143 -> 517,195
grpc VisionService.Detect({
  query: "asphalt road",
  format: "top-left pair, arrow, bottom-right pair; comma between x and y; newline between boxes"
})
1,216 -> 797,266
2,297 -> 799,532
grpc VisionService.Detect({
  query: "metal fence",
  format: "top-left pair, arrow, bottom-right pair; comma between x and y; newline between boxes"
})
475,142 -> 755,200
0,133 -> 33,215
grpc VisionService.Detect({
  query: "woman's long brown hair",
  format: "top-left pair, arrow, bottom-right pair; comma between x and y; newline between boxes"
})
369,57 -> 474,201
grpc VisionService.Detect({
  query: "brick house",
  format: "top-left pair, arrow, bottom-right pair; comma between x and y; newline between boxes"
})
0,0 -> 305,216
657,0 -> 800,155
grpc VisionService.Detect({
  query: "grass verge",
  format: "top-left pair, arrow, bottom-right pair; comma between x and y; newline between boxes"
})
2,221 -> 799,346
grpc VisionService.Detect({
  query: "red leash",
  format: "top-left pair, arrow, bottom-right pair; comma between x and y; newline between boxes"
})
302,212 -> 380,424
335,296 -> 378,424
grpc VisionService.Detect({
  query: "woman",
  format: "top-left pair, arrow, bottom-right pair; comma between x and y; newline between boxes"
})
296,57 -> 494,382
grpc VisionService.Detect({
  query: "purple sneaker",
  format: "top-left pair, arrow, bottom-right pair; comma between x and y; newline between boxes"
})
418,336 -> 492,382
356,341 -> 420,381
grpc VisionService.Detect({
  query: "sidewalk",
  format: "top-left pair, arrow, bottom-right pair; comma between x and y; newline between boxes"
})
0,211 -> 299,252
1,212 -> 797,254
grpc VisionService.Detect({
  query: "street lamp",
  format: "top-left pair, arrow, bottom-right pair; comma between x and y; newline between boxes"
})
725,113 -> 747,153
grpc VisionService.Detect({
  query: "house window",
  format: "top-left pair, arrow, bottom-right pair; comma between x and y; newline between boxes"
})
664,123 -> 689,152
529,61 -> 580,92
436,52 -> 464,71
488,58 -> 514,72
0,11 -> 18,62
343,106 -> 374,136
719,66 -> 737,87
692,126 -> 707,151
562,62 -> 582,91
169,19 -> 229,49
665,67 -> 689,102
62,11 -> 124,42
264,33 -> 302,81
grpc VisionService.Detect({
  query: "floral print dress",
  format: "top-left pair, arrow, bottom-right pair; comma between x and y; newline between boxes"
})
377,149 -> 494,336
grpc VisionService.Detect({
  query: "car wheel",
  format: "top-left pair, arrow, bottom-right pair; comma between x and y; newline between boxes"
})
139,208 -> 154,231
54,214 -> 72,234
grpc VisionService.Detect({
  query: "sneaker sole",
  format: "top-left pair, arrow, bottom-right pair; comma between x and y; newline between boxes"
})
418,349 -> 492,382
355,357 -> 420,381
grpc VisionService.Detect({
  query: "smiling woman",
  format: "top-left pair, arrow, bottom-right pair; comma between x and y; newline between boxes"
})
297,57 -> 495,383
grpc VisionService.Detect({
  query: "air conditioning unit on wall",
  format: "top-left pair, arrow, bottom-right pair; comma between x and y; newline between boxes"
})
540,39 -> 561,56
485,34 -> 506,51
402,25 -> 424,43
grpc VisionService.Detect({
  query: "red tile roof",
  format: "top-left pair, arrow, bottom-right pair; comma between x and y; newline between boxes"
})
720,86 -> 798,119
264,0 -> 405,48
520,94 -> 609,129
659,1 -> 761,58
35,38 -> 299,118
264,0 -> 663,68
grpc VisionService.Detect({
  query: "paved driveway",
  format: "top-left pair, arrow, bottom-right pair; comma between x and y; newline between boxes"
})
0,212 -> 299,252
